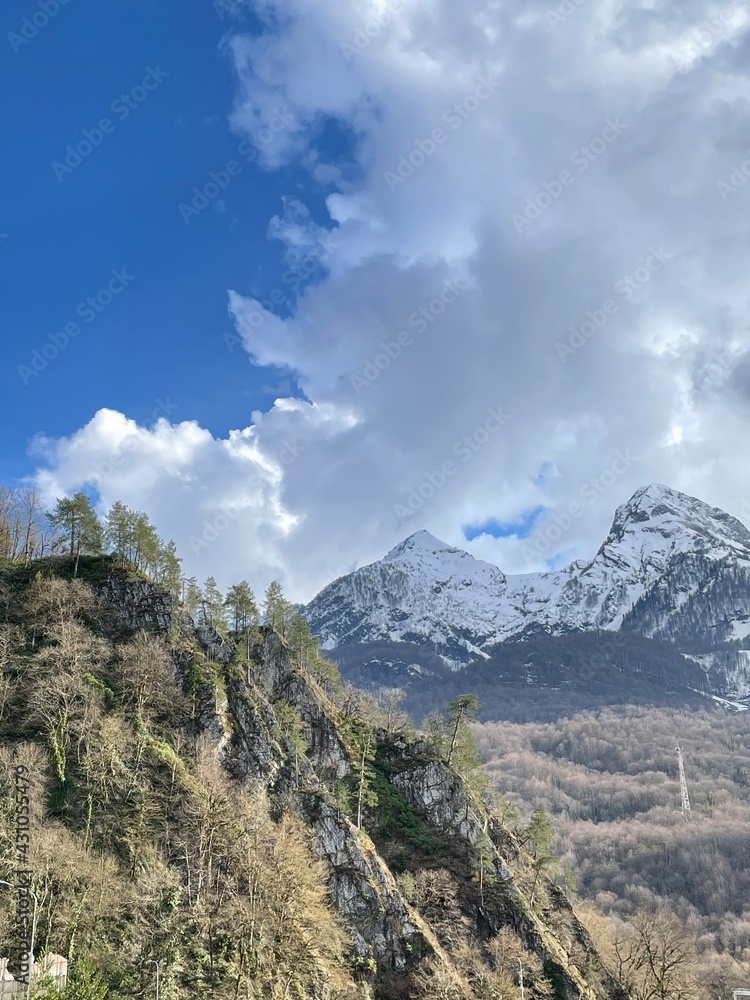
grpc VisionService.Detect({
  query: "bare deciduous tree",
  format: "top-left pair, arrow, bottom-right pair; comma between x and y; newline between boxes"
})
612,908 -> 698,1000
114,631 -> 182,724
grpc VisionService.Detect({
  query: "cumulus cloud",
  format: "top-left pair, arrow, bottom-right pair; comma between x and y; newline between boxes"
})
32,0 -> 750,599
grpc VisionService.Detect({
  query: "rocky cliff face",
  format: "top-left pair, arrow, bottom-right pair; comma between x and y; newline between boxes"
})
304,485 -> 750,702
218,631 -> 436,975
162,613 -> 629,998
96,574 -> 179,634
95,574 -> 235,664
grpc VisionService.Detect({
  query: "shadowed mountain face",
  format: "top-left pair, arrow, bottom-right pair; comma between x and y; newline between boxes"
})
305,485 -> 750,715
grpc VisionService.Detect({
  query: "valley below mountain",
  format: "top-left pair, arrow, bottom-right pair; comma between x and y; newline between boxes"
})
473,705 -> 750,996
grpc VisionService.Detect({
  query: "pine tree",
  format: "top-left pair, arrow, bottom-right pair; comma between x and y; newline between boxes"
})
47,493 -> 103,577
224,581 -> 259,632
446,694 -> 480,767
200,577 -> 227,632
155,540 -> 182,599
225,580 -> 260,658
347,719 -> 378,830
104,501 -> 132,564
183,577 -> 202,619
133,512 -> 160,575
277,596 -> 295,638
263,580 -> 285,630
275,701 -> 307,783
523,807 -> 557,905
58,958 -> 109,999
287,612 -> 315,667
308,654 -> 343,694
525,807 -> 554,859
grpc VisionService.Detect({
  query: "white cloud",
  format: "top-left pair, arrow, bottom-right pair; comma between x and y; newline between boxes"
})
31,0 -> 750,600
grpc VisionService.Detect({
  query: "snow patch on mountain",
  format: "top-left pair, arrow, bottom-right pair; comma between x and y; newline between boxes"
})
306,486 -> 750,677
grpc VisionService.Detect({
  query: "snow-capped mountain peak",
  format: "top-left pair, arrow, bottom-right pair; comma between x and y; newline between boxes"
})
383,529 -> 461,561
304,486 -> 750,691
306,526 -> 509,661
603,483 -> 750,560
583,484 -> 750,608
383,529 -> 506,583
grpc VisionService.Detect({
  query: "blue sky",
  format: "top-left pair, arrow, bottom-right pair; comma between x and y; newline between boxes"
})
7,0 -> 750,599
0,0 -> 327,483
463,505 -> 546,542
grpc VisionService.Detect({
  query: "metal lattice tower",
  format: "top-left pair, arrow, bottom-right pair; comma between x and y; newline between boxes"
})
676,747 -> 692,822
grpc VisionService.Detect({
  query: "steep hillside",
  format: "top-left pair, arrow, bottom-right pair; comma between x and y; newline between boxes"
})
0,559 -> 628,999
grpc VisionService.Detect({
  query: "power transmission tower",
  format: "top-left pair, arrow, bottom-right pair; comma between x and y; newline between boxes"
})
676,747 -> 692,822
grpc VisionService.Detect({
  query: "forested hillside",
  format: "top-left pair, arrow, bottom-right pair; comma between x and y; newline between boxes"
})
0,494 -> 634,1000
474,708 -> 750,998
332,631 -> 714,725
0,567 -> 354,998
1,487 -> 740,998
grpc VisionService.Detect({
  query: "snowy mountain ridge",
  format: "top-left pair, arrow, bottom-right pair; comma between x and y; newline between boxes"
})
305,484 -> 750,697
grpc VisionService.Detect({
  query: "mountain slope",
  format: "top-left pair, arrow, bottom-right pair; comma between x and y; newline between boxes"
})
306,529 -> 510,664
305,485 -> 750,701
0,559 -> 628,999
